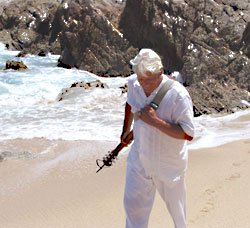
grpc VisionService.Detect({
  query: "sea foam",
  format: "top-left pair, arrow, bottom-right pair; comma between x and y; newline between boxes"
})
1,42 -> 250,150
189,109 -> 250,150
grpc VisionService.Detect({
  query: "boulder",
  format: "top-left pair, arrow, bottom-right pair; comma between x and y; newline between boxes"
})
4,60 -> 28,70
57,80 -> 109,101
186,79 -> 249,116
70,80 -> 109,89
120,84 -> 128,94
16,51 -> 28,57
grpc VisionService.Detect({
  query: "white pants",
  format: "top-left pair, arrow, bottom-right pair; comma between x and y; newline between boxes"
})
124,165 -> 186,228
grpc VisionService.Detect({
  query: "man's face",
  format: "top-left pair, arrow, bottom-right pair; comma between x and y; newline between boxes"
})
137,71 -> 163,96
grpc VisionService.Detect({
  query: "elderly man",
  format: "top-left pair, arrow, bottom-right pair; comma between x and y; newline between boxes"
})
121,49 -> 195,228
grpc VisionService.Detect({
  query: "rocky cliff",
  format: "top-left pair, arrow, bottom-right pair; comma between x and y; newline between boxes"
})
0,0 -> 61,54
0,0 -> 249,115
119,0 -> 250,115
53,0 -> 137,76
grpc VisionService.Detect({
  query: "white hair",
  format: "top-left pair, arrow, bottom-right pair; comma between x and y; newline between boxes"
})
130,49 -> 163,77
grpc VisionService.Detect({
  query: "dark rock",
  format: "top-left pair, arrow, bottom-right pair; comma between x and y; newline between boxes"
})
120,84 -> 128,94
16,51 -> 28,57
57,80 -> 109,101
93,0 -> 126,28
57,57 -> 73,69
70,80 -> 109,89
187,78 -> 249,116
4,60 -> 28,70
119,0 -> 250,115
0,0 -> 61,54
52,0 -> 137,76
37,50 -> 47,57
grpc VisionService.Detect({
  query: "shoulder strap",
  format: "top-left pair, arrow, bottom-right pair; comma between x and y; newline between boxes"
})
134,79 -> 175,121
149,79 -> 175,110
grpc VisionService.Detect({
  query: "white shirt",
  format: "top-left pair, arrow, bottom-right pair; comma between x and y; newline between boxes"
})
127,74 -> 195,183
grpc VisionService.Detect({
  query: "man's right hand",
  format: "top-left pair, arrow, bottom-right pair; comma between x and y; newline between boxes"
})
121,131 -> 134,145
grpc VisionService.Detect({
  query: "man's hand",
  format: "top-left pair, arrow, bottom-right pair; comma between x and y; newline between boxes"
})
121,131 -> 130,144
121,131 -> 134,145
121,102 -> 134,145
139,105 -> 193,141
139,105 -> 160,126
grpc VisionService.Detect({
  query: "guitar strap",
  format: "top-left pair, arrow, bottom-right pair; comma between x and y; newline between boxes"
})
134,78 -> 175,121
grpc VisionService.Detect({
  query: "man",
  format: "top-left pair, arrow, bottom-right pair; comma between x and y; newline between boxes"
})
120,49 -> 195,228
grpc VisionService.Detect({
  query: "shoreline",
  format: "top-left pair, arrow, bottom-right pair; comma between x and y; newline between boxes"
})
1,138 -> 250,227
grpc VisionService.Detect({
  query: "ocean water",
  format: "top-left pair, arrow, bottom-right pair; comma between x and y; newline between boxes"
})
0,42 -> 250,150
0,42 -> 128,143
189,109 -> 250,150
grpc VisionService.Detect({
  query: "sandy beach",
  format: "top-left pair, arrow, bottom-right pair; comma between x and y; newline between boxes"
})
0,137 -> 250,228
0,0 -> 250,226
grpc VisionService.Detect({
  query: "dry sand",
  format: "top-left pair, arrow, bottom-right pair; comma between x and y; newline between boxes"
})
0,138 -> 250,228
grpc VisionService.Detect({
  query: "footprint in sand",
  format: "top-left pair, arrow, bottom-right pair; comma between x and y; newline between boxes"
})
200,207 -> 210,213
200,201 -> 214,213
232,162 -> 241,167
226,173 -> 241,181
200,189 -> 215,213
205,188 -> 215,195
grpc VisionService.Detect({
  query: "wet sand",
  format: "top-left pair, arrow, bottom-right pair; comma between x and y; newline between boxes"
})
1,138 -> 250,227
